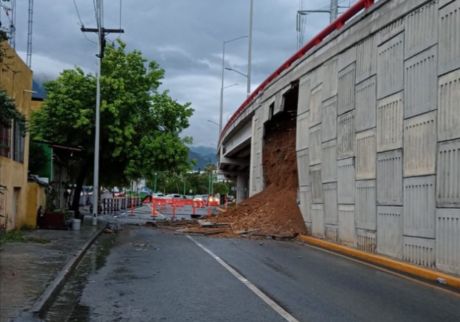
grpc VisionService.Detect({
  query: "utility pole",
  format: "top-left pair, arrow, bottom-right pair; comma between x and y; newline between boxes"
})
247,0 -> 254,98
81,0 -> 124,226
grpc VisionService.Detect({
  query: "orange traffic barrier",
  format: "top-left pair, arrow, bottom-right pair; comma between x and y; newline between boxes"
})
172,205 -> 176,220
207,206 -> 210,218
152,200 -> 155,218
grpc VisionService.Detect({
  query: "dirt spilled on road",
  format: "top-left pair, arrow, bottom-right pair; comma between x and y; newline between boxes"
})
216,111 -> 307,238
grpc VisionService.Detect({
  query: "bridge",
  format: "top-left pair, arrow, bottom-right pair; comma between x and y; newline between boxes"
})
218,0 -> 460,275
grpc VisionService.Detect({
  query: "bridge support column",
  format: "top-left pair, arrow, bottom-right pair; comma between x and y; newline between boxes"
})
236,174 -> 249,204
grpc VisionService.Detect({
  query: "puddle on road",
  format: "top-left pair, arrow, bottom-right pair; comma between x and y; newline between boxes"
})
42,232 -> 119,322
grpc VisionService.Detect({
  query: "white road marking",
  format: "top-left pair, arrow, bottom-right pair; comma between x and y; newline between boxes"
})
186,235 -> 299,322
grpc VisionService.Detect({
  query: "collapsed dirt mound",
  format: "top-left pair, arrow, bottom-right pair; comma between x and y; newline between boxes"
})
217,115 -> 307,237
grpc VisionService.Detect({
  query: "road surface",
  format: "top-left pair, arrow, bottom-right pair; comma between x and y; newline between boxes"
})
45,226 -> 460,322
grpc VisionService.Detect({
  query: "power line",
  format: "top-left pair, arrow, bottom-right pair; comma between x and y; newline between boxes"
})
72,0 -> 98,44
72,0 -> 83,25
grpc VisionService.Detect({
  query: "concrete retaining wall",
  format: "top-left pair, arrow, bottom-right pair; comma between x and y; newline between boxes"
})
292,0 -> 460,275
223,0 -> 460,276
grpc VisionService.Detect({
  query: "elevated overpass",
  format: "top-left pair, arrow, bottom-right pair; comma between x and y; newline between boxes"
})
218,0 -> 460,276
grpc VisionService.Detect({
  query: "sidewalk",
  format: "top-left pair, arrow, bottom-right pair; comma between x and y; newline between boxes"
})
0,218 -> 102,322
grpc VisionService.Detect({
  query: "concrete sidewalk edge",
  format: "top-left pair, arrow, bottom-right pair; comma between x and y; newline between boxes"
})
22,223 -> 106,319
299,235 -> 460,290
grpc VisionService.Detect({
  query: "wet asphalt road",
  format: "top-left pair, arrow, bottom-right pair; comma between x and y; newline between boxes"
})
47,227 -> 460,322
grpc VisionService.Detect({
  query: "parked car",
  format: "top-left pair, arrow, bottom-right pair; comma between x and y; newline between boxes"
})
226,195 -> 235,202
153,193 -> 165,198
165,194 -> 183,199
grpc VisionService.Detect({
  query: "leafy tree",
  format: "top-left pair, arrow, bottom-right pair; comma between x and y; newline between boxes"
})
28,141 -> 49,174
31,41 -> 194,215
204,163 -> 217,174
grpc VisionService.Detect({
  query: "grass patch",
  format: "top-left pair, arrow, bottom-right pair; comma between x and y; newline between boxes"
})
0,230 -> 25,246
0,229 -> 51,246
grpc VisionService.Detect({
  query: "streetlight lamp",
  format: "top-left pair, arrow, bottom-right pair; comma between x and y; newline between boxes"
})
219,36 -> 248,140
207,120 -> 219,127
225,67 -> 248,78
248,0 -> 254,99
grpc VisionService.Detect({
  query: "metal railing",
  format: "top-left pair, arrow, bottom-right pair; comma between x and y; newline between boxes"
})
219,0 -> 375,144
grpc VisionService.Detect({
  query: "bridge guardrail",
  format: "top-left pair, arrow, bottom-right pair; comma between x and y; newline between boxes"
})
219,0 -> 375,144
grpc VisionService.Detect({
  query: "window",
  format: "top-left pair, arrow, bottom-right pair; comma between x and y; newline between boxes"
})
0,124 -> 11,158
12,120 -> 24,163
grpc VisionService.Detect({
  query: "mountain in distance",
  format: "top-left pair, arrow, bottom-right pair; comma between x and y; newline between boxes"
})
32,79 -> 47,99
188,146 -> 217,171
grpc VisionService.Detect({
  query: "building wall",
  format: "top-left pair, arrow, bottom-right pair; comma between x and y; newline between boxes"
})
0,42 -> 34,230
25,183 -> 46,228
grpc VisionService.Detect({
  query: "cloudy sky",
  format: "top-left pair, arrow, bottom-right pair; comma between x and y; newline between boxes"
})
7,0 -> 337,147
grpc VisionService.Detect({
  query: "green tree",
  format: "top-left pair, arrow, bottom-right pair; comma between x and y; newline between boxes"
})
204,163 -> 217,174
31,41 -> 194,214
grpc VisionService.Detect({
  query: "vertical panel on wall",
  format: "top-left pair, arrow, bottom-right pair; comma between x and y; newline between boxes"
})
405,0 -> 438,59
324,182 -> 338,225
338,111 -> 355,159
438,69 -> 460,141
296,111 -> 309,151
325,225 -> 339,243
356,180 -> 377,230
298,75 -> 311,115
377,92 -> 403,152
404,46 -> 438,118
310,85 -> 323,127
436,209 -> 460,274
322,140 -> 337,183
377,33 -> 404,99
377,18 -> 404,45
339,46 -> 356,71
403,111 -> 437,177
322,96 -> 337,142
310,165 -> 323,204
338,63 -> 356,115
356,75 -> 377,132
312,204 -> 325,238
404,176 -> 436,238
338,158 -> 355,204
377,206 -> 403,259
377,150 -> 403,205
356,34 -> 377,84
297,148 -> 310,187
299,185 -> 312,223
403,236 -> 436,269
322,58 -> 339,101
439,1 -> 460,75
356,229 -> 377,253
309,125 -> 322,166
356,129 -> 376,180
437,139 -> 460,207
339,205 -> 355,246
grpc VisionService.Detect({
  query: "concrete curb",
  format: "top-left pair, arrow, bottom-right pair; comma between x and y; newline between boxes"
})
299,235 -> 460,290
28,224 -> 106,317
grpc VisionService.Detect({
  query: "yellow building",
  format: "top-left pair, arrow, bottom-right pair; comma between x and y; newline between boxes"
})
0,42 -> 34,230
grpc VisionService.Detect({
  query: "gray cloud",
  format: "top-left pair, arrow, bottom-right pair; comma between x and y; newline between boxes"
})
10,0 -> 331,147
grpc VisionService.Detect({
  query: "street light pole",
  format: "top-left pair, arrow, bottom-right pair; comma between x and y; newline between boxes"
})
154,173 -> 157,193
247,0 -> 254,98
219,36 -> 248,140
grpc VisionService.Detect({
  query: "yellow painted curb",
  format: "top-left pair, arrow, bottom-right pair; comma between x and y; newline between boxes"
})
299,235 -> 460,290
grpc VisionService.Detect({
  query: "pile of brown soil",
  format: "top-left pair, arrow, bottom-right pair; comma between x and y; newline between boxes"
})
216,116 -> 307,237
